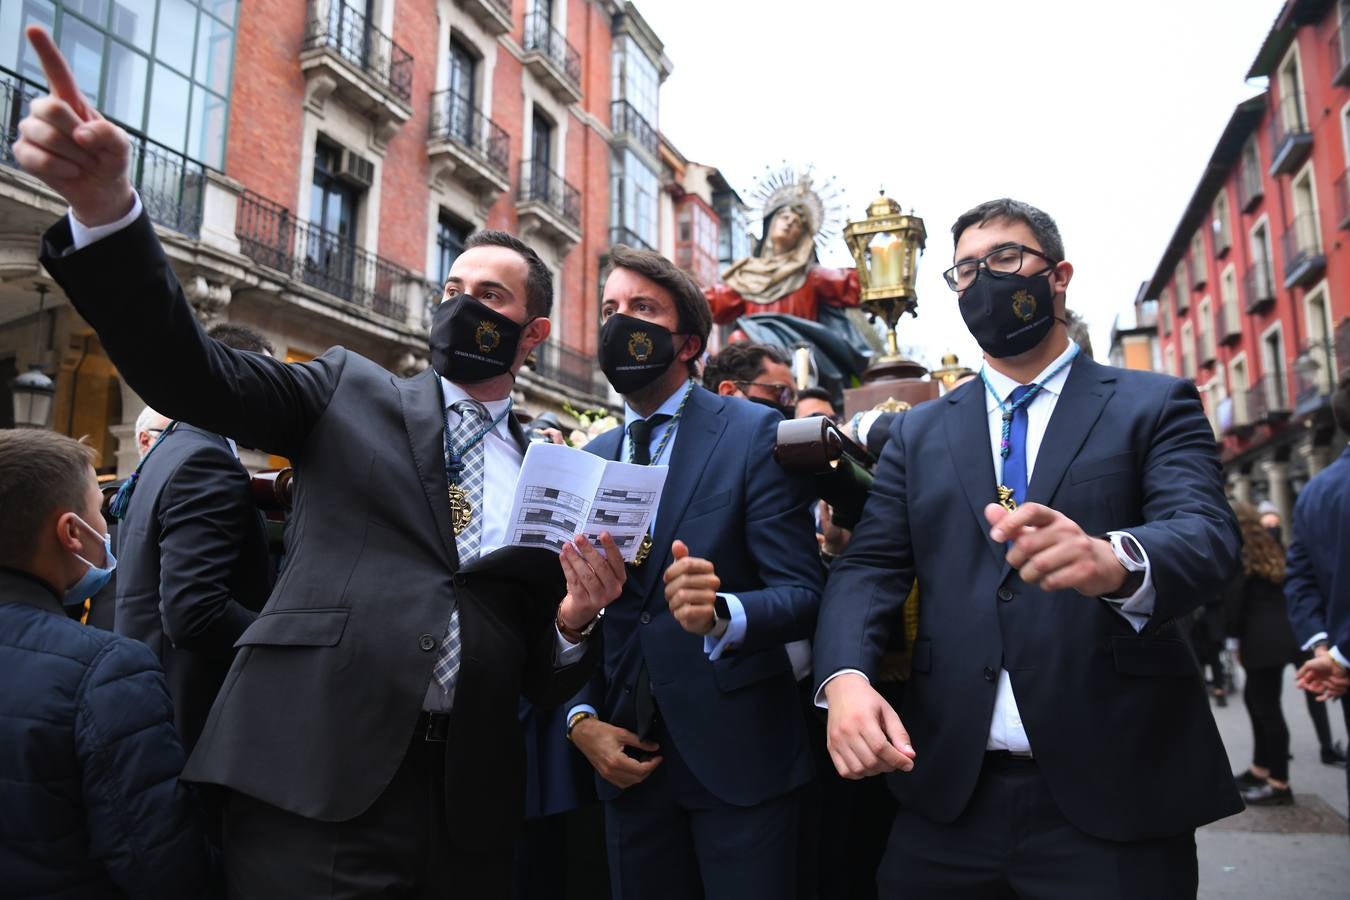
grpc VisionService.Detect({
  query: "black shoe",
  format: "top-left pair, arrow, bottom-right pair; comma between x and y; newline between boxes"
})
1234,769 -> 1264,788
1322,742 -> 1347,768
1242,783 -> 1294,806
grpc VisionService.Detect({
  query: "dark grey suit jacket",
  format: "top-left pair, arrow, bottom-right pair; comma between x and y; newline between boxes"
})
42,212 -> 596,850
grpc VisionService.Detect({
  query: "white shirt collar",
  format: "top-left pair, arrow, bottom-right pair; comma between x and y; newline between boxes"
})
440,376 -> 514,439
623,380 -> 693,429
982,341 -> 1080,412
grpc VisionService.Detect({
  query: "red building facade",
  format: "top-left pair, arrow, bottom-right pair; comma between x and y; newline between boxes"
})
1150,0 -> 1350,528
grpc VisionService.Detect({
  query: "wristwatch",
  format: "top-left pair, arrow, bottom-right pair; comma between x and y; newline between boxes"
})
556,607 -> 605,643
565,709 -> 594,742
1104,532 -> 1146,598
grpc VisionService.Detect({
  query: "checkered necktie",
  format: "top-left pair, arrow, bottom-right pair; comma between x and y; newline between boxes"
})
433,399 -> 489,695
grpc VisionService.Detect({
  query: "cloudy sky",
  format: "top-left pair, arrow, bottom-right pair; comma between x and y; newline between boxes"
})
640,0 -> 1281,369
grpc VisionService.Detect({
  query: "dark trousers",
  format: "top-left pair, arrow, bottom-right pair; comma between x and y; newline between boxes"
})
876,755 -> 1198,899
603,719 -> 802,900
1243,665 -> 1290,782
513,803 -> 610,900
223,736 -> 511,899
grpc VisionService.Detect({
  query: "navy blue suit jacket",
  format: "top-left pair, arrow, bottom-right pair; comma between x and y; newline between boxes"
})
1285,444 -> 1350,658
814,355 -> 1243,842
575,386 -> 823,806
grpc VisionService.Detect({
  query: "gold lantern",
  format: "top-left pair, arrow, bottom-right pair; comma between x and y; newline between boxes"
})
842,191 -> 926,361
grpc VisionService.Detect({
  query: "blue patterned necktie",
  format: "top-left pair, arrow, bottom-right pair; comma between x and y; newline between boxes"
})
1002,385 -> 1034,507
433,399 -> 488,696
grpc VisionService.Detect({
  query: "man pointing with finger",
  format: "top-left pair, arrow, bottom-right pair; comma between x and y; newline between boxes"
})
815,199 -> 1242,899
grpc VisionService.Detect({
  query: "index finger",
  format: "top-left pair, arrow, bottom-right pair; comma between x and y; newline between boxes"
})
989,502 -> 1056,542
26,26 -> 90,120
597,532 -> 626,579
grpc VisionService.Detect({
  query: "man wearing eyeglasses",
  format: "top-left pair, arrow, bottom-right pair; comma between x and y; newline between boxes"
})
814,199 -> 1242,898
702,342 -> 799,419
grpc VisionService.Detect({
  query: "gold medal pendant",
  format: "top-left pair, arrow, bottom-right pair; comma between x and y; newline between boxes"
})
995,485 -> 1018,513
630,533 -> 654,567
448,483 -> 473,535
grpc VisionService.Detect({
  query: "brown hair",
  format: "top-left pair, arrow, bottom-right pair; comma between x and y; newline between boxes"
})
463,229 -> 554,319
0,430 -> 97,567
604,245 -> 712,377
1232,501 -> 1285,583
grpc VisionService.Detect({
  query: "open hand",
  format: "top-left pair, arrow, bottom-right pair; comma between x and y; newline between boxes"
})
12,26 -> 134,226
557,532 -> 625,632
823,673 -> 915,779
570,717 -> 662,789
986,502 -> 1127,596
664,540 -> 719,635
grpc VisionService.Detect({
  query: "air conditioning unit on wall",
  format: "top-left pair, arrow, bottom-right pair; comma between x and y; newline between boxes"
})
338,148 -> 375,188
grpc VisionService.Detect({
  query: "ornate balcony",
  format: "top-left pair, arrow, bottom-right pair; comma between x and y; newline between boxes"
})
453,0 -> 512,36
1243,261 -> 1275,314
1268,93 -> 1313,177
608,225 -> 654,251
611,99 -> 658,158
236,190 -> 418,324
1238,163 -> 1264,213
516,160 -> 582,253
1292,338 -> 1338,416
427,90 -> 510,205
0,65 -> 205,238
301,0 -> 413,146
1280,212 -> 1325,289
522,12 -> 583,104
1247,373 -> 1291,426
527,340 -> 609,398
1218,296 -> 1242,346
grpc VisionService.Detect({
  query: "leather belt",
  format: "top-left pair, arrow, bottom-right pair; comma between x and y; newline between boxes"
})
985,749 -> 1035,763
416,711 -> 451,742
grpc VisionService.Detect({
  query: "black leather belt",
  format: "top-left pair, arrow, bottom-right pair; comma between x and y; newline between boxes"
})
985,749 -> 1035,766
416,711 -> 451,742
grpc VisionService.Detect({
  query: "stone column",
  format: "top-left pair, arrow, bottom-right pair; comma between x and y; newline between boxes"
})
1261,459 -> 1292,545
1227,470 -> 1253,506
199,170 -> 244,256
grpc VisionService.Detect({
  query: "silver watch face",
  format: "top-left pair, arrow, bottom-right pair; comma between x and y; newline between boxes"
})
1116,534 -> 1145,567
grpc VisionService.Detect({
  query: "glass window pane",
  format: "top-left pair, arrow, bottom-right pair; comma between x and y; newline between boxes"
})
2,0 -> 56,79
104,39 -> 147,126
156,0 -> 197,74
204,0 -> 237,26
194,13 -> 233,94
188,85 -> 226,167
146,62 -> 189,151
109,0 -> 155,52
58,14 -> 106,102
67,0 -> 108,25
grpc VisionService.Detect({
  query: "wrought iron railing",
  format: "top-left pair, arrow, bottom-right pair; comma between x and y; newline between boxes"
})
1292,337 -> 1338,411
1332,20 -> 1350,86
1238,161 -> 1264,211
518,159 -> 581,228
236,190 -> 411,321
0,65 -> 205,237
529,339 -> 607,397
1218,294 -> 1241,344
523,12 -> 582,90
1268,92 -> 1311,167
1280,211 -> 1323,280
428,89 -> 510,178
608,225 -> 653,251
611,99 -> 658,157
1247,372 -> 1290,424
1243,261 -> 1275,313
304,0 -> 413,104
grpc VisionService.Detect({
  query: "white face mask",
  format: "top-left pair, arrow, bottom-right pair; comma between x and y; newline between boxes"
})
64,514 -> 116,608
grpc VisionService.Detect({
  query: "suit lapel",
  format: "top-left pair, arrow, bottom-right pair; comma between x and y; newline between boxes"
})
943,381 -> 1004,566
636,388 -> 728,601
1025,356 -> 1116,507
395,369 -> 460,569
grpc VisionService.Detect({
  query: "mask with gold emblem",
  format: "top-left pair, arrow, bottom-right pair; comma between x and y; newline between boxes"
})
429,293 -> 526,383
599,313 -> 679,394
957,270 -> 1056,359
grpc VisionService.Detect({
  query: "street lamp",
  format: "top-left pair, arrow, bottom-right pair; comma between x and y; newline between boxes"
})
11,284 -> 55,429
842,190 -> 926,368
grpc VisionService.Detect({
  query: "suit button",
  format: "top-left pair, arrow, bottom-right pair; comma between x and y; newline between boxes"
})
997,588 -> 1013,602
640,612 -> 651,625
419,634 -> 436,652
983,667 -> 996,682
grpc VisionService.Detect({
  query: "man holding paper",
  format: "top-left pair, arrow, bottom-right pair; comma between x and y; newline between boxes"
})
15,27 -> 623,898
564,245 -> 824,899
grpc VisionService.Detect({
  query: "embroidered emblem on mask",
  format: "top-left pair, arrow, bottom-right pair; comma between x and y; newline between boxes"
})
628,332 -> 654,362
475,320 -> 502,353
1011,290 -> 1037,323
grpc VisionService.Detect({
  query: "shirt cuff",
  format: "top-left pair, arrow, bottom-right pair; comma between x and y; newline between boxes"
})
68,192 -> 143,251
857,410 -> 884,448
704,593 -> 744,660
554,625 -> 586,666
1302,631 -> 1330,652
564,703 -> 598,740
1102,531 -> 1153,633
1331,646 -> 1349,669
814,668 -> 868,709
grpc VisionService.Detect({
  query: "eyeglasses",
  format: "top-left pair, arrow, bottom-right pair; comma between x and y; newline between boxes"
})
736,381 -> 797,407
942,243 -> 1058,292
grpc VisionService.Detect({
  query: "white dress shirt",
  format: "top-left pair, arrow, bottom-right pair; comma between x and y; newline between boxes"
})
818,342 -> 1156,757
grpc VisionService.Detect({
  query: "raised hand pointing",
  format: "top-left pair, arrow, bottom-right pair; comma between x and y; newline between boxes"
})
13,25 -> 135,227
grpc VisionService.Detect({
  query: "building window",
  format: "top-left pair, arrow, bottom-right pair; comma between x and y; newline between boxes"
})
1303,285 -> 1337,394
305,138 -> 363,297
714,191 -> 749,270
1180,321 -> 1196,379
1262,324 -> 1287,411
675,199 -> 720,286
0,0 -> 238,168
611,148 -> 658,250
446,35 -> 478,144
436,211 -> 471,285
611,35 -> 658,126
1231,355 -> 1250,424
1174,261 -> 1189,312
532,106 -> 554,171
1160,289 -> 1173,337
1212,190 -> 1231,255
1197,296 -> 1216,363
1190,232 -> 1207,286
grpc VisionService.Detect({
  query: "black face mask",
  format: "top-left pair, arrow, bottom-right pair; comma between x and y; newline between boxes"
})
958,269 -> 1057,359
748,395 -> 793,419
600,313 -> 679,394
429,293 -> 525,383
